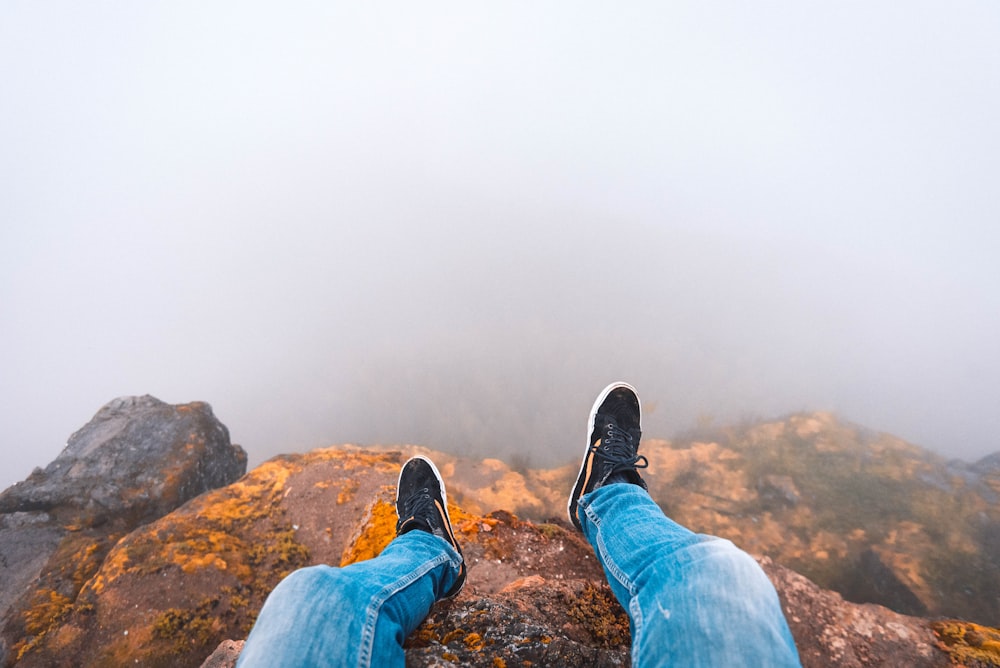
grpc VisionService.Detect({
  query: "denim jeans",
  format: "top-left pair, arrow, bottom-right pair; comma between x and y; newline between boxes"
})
578,483 -> 801,667
236,530 -> 462,668
239,484 -> 800,667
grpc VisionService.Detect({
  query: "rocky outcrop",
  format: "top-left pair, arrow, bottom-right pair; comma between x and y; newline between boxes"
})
6,442 -> 997,667
410,413 -> 1000,626
4,406 -> 1000,666
641,413 -> 1000,625
0,396 -> 246,666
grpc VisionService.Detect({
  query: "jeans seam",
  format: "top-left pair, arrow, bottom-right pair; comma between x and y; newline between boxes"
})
595,530 -> 636,597
628,595 -> 643,665
357,551 -> 454,667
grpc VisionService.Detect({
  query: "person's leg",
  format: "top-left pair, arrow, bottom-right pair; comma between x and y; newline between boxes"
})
236,530 -> 462,667
578,484 -> 800,667
238,456 -> 466,668
569,382 -> 800,667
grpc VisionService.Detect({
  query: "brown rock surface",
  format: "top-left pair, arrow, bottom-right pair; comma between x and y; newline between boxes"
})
7,444 -> 998,667
402,413 -> 1000,625
6,409 -> 1000,667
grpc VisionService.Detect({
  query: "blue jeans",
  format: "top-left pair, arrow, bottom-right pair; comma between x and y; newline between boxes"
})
238,484 -> 800,667
578,483 -> 801,667
237,530 -> 463,668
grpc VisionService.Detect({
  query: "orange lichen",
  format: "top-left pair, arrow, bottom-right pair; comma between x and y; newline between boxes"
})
337,478 -> 360,504
71,541 -> 103,590
87,540 -> 134,596
152,597 -> 225,654
566,582 -> 630,648
449,504 -> 500,539
464,632 -> 485,651
340,498 -> 399,567
456,514 -> 501,537
932,620 -> 1000,667
303,447 -> 402,474
408,621 -> 442,646
13,588 -> 75,660
175,552 -> 228,574
442,628 -> 466,644
340,489 -> 500,568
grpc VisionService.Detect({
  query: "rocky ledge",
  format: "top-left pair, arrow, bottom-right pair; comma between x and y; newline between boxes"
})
2,400 -> 998,667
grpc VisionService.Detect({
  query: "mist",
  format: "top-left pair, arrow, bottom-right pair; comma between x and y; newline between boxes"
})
2,2 -> 999,492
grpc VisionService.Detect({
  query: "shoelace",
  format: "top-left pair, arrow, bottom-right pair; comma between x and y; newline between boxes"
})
397,488 -> 437,534
596,422 -> 649,479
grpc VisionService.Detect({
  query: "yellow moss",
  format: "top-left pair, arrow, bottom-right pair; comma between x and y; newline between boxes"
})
24,589 -> 73,635
492,658 -> 507,668
86,457 -> 305,598
175,552 -> 228,573
932,620 -> 1000,666
442,652 -> 459,662
71,541 -> 103,590
153,597 -> 225,654
197,460 -> 292,529
166,529 -> 244,575
13,589 -> 75,661
87,541 -> 133,596
464,632 -> 485,651
566,582 -> 630,648
340,498 -> 399,567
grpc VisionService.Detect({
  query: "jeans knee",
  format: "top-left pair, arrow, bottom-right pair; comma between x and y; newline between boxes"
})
274,565 -> 354,602
699,538 -> 772,590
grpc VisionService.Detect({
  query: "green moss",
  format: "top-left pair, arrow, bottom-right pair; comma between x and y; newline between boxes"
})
537,523 -> 564,539
153,597 -> 222,655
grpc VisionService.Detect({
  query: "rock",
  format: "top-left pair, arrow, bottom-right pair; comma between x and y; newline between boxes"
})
12,443 -> 997,667
0,395 -> 244,523
761,556 -> 949,667
7,405 -> 1000,667
758,473 -> 801,507
0,396 -> 246,666
838,547 -> 929,617
199,639 -> 244,668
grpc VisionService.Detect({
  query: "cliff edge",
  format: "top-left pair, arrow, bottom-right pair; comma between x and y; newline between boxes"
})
2,400 -> 998,667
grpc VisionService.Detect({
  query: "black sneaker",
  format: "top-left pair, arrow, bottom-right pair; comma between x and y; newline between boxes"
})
395,455 -> 467,598
568,382 -> 649,530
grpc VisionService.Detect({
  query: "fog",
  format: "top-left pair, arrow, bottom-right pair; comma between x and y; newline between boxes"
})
2,2 -> 999,492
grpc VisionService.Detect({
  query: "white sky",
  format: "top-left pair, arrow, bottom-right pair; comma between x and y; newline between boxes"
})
2,2 -> 998,491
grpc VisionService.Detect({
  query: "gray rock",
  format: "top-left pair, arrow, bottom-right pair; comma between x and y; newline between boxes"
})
0,513 -> 62,628
0,396 -> 246,666
0,395 -> 245,523
200,639 -> 244,668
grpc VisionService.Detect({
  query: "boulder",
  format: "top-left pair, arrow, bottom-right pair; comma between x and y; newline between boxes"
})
0,396 -> 246,666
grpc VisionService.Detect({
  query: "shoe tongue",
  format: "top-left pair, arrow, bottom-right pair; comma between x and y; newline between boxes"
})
604,471 -> 634,486
604,470 -> 647,489
399,516 -> 434,535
